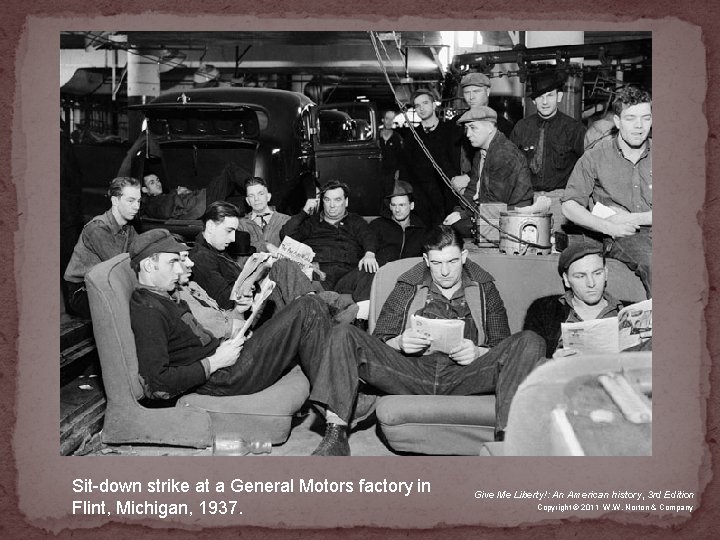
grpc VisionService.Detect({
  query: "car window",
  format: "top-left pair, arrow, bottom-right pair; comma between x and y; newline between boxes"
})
319,105 -> 376,144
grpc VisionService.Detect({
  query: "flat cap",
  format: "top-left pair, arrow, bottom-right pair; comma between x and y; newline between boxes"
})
558,240 -> 604,276
460,72 -> 491,88
456,105 -> 498,125
130,229 -> 188,266
385,180 -> 414,199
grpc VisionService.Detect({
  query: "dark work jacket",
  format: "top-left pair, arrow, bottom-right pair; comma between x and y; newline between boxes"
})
188,233 -> 241,310
368,212 -> 428,267
280,210 -> 378,266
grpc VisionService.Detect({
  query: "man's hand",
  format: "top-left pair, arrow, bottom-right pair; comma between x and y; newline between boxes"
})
176,186 -> 191,195
451,174 -> 470,191
443,212 -> 462,226
303,198 -> 320,215
449,339 -> 483,366
603,217 -> 639,238
552,347 -> 578,359
207,338 -> 243,373
395,329 -> 431,355
359,252 -> 379,273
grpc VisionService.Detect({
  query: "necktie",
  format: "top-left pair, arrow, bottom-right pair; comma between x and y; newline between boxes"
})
529,122 -> 546,178
256,213 -> 270,230
473,149 -> 487,202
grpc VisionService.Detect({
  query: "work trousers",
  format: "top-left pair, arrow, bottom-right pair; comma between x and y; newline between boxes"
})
196,295 -> 355,422
322,325 -> 546,431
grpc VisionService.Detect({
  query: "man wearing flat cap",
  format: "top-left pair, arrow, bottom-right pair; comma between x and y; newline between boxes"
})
401,88 -> 462,227
522,240 -> 650,357
444,106 -> 534,237
510,70 -> 586,233
368,180 -> 428,267
128,228 -> 363,456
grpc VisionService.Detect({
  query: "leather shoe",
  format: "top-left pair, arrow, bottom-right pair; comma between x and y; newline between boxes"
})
311,424 -> 350,456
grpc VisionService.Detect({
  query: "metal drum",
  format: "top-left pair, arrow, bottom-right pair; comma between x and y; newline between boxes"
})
499,211 -> 552,255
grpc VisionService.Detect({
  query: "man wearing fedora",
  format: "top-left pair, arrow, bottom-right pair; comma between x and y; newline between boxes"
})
510,70 -> 586,233
444,106 -> 534,237
369,180 -> 428,267
128,229 -> 361,456
401,88 -> 462,226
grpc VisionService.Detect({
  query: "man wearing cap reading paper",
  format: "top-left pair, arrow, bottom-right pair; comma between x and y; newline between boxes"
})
128,228 -> 362,456
444,106 -> 534,237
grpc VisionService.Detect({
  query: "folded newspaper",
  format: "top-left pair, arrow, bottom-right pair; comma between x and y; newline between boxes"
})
561,299 -> 652,354
277,236 -> 315,280
411,315 -> 465,355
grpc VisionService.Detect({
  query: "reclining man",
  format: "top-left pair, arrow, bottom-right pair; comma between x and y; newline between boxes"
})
128,229 -> 360,455
561,86 -> 652,298
280,180 -> 379,302
523,240 -> 651,357
311,225 -> 547,455
64,176 -> 141,318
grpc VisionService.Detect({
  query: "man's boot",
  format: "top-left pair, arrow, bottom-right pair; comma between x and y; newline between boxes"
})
311,424 -> 350,456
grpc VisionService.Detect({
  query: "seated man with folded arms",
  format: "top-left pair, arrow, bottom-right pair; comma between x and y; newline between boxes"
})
310,226 -> 547,454
280,180 -> 379,301
523,240 -> 651,357
128,229 -> 361,455
561,86 -> 652,298
64,176 -> 141,318
237,177 -> 291,254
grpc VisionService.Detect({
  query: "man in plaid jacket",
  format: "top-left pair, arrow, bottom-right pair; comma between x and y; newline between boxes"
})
311,225 -> 546,455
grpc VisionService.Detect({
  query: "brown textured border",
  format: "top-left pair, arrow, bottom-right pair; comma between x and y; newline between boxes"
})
2,1 -> 718,538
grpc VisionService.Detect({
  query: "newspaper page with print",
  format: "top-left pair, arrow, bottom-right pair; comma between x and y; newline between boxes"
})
411,315 -> 465,355
560,299 -> 652,354
277,236 -> 315,280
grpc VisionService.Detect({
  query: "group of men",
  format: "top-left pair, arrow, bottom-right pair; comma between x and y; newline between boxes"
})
62,75 -> 653,456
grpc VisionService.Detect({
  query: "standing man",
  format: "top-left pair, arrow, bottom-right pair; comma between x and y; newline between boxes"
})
64,176 -> 141,318
444,107 -> 534,237
368,180 -> 427,267
280,180 -> 378,301
401,89 -> 462,226
311,225 -> 546,452
237,177 -> 291,253
128,229 -> 359,456
378,110 -> 405,202
561,86 -> 652,297
510,70 -> 586,233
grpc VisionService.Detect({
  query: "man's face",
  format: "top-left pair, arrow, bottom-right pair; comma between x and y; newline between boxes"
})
413,94 -> 436,121
178,251 -> 194,286
147,252 -> 185,292
142,174 -> 163,196
205,216 -> 240,251
245,184 -> 271,214
389,195 -> 413,222
462,85 -> 489,108
382,111 -> 396,130
111,186 -> 142,223
464,121 -> 493,148
614,102 -> 652,148
423,245 -> 468,291
322,187 -> 348,220
533,90 -> 561,119
563,254 -> 608,306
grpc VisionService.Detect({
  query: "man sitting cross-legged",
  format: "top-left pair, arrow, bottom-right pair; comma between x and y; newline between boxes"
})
128,229 -> 360,455
310,225 -> 547,454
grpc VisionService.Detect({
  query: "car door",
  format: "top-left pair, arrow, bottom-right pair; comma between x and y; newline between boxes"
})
314,102 -> 384,216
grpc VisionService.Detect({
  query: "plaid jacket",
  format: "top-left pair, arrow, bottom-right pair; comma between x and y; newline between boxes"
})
372,260 -> 510,348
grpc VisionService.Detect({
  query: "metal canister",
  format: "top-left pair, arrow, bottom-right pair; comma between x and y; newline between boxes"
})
498,211 -> 552,255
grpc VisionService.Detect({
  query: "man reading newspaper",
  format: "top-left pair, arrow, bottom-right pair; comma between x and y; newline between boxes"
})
524,240 -> 652,357
310,226 -> 546,454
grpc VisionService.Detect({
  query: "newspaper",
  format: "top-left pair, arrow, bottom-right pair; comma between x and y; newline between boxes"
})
561,299 -> 652,354
277,236 -> 315,280
411,315 -> 465,355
